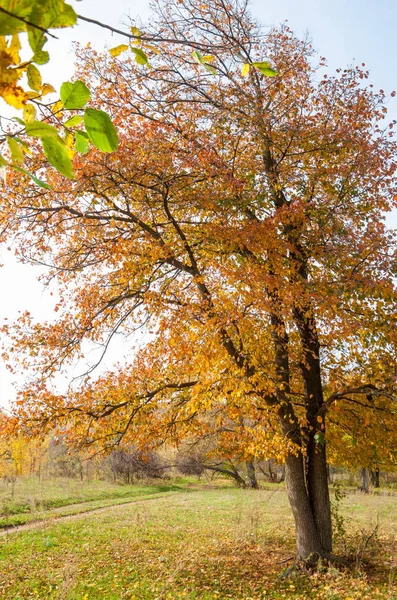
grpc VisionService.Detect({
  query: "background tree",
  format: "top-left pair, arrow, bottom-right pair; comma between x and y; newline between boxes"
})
0,412 -> 48,477
1,0 -> 396,563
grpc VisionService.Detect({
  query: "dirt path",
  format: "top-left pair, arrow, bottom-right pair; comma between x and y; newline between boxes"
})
0,491 -> 186,538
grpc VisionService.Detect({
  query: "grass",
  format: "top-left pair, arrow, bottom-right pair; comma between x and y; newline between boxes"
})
0,483 -> 396,599
0,476 -> 189,528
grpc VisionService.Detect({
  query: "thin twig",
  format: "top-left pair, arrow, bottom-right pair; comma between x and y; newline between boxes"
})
77,13 -> 215,50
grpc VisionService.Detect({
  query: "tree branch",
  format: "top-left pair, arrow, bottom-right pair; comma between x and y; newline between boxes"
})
0,7 -> 57,37
319,385 -> 396,416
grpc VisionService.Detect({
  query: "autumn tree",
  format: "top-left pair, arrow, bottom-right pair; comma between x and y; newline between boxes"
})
0,412 -> 48,477
1,0 -> 396,563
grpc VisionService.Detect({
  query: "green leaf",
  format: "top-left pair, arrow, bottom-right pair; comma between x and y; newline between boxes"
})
12,165 -> 52,189
261,67 -> 277,77
26,64 -> 42,92
60,80 -> 91,110
12,117 -> 25,126
84,108 -> 118,153
0,0 -> 34,34
27,0 -> 77,31
42,137 -> 74,179
191,50 -> 217,75
32,49 -> 50,65
75,131 -> 89,154
26,120 -> 59,138
51,3 -> 77,28
0,154 -> 7,168
192,50 -> 203,63
130,48 -> 149,66
64,115 -> 84,128
314,431 -> 325,446
203,63 -> 217,75
14,137 -> 29,149
27,27 -> 46,54
251,62 -> 278,77
7,137 -> 24,165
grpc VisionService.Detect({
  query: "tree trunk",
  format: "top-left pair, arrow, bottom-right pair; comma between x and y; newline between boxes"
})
370,468 -> 380,488
293,304 -> 333,554
246,461 -> 259,489
203,464 -> 246,487
271,304 -> 333,559
271,314 -> 329,562
360,467 -> 369,492
267,460 -> 275,482
306,439 -> 332,552
284,452 -> 325,559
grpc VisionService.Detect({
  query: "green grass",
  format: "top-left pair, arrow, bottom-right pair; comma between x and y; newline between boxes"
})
0,486 -> 396,599
0,476 -> 190,528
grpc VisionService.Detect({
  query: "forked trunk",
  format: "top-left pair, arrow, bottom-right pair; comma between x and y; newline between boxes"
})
271,306 -> 333,560
279,406 -> 332,560
284,453 -> 325,559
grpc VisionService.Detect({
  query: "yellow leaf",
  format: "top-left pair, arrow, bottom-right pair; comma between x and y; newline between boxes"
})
202,55 -> 215,63
8,35 -> 21,64
51,100 -> 64,115
41,83 -> 57,96
241,63 -> 250,77
142,43 -> 161,55
23,104 -> 36,124
64,133 -> 75,158
109,44 -> 129,57
26,91 -> 41,99
1,84 -> 27,109
131,27 -> 142,37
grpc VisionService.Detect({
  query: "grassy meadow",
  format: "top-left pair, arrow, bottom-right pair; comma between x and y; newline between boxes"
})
0,476 -> 188,528
0,479 -> 396,599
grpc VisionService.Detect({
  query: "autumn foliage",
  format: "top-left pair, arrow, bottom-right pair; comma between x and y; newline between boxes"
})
1,0 -> 396,560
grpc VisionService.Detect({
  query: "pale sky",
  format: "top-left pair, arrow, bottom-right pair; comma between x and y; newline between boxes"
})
1,0 -> 396,408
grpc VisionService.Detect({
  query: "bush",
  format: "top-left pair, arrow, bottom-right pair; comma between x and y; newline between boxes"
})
107,447 -> 167,483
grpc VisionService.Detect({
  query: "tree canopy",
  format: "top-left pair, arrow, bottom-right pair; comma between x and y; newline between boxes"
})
1,0 -> 396,561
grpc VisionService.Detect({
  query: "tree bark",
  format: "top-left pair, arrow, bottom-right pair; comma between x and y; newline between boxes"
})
360,467 -> 369,492
284,453 -> 325,559
370,468 -> 380,488
271,306 -> 332,559
269,312 -> 327,558
246,461 -> 259,489
306,440 -> 332,552
203,464 -> 246,487
294,307 -> 333,553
